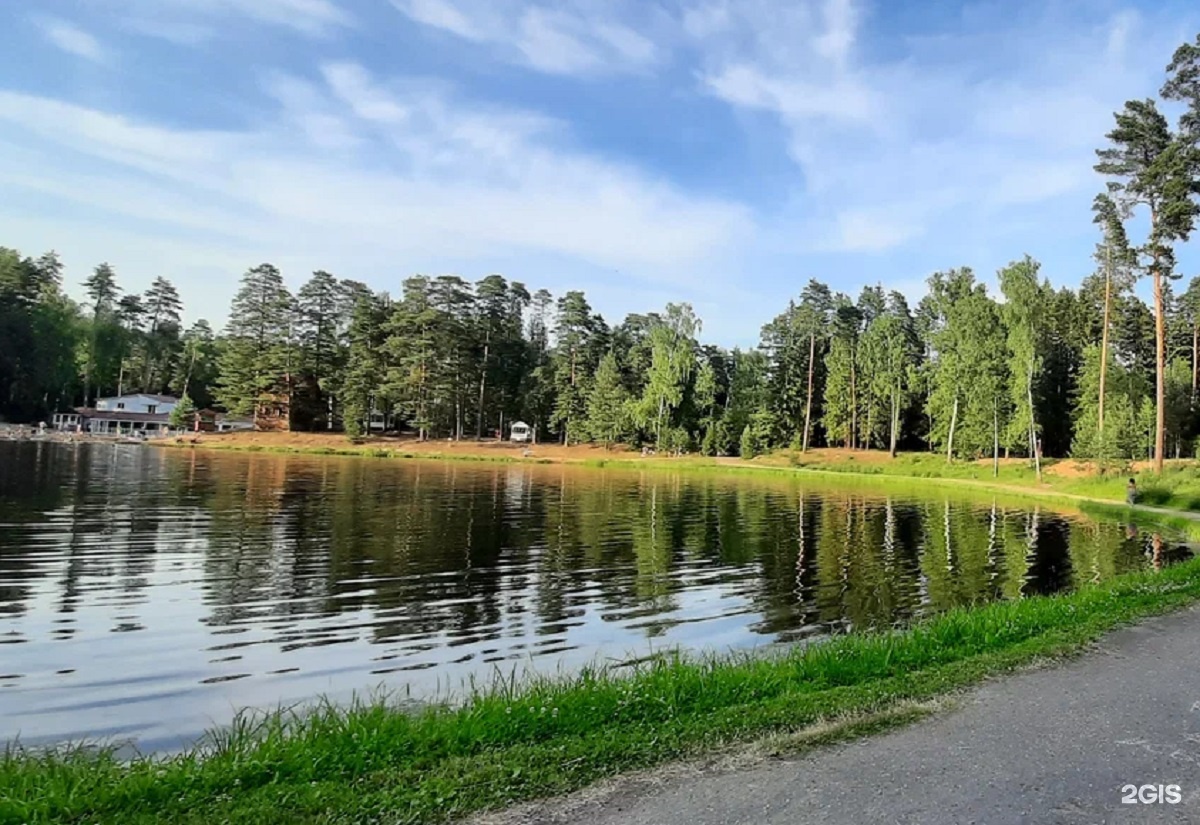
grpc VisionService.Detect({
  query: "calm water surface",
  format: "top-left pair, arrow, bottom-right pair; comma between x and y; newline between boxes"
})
0,442 -> 1188,752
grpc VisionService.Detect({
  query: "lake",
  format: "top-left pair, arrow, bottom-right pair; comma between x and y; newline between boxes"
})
0,442 -> 1187,752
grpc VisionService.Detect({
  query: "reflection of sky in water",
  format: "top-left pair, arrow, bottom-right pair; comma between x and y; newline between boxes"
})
0,442 -> 1188,752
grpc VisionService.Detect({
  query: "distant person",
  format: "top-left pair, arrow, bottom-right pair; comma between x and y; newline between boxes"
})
1127,478 -> 1137,507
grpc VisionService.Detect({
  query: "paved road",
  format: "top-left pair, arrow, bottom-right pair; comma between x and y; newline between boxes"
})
488,608 -> 1200,825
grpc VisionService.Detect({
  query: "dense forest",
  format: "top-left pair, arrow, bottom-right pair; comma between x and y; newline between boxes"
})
3,34 -> 1200,472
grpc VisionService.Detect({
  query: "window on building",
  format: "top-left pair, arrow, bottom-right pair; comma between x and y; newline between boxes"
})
117,402 -> 125,410
147,405 -> 157,414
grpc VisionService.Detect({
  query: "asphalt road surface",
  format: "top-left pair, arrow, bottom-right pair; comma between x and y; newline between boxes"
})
484,608 -> 1200,825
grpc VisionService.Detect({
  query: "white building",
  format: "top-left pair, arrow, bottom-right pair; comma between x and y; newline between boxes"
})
510,421 -> 532,443
52,394 -> 180,436
95,394 -> 179,415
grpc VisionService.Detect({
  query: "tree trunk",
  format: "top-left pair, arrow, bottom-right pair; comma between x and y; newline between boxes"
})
889,386 -> 899,458
992,399 -> 999,478
1153,269 -> 1166,474
657,394 -> 666,450
476,337 -> 489,439
1098,246 -> 1112,437
1192,322 -> 1198,402
849,352 -> 857,449
1028,360 -> 1041,482
946,396 -> 958,463
802,332 -> 815,452
180,344 -> 197,399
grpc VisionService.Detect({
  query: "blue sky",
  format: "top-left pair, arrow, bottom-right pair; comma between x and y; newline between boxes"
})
1,0 -> 1198,346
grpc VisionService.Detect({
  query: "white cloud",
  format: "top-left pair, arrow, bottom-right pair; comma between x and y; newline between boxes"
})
685,1 -> 1195,256
35,17 -> 108,63
832,209 -> 921,253
321,63 -> 411,125
392,0 -> 661,76
97,0 -> 352,42
396,0 -> 483,39
0,65 -> 750,326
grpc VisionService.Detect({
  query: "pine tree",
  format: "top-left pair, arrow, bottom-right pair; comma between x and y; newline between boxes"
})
551,291 -> 599,445
1095,98 -> 1200,472
296,270 -> 344,429
215,264 -> 295,419
585,351 -> 629,448
139,277 -> 183,393
821,296 -> 861,448
342,292 -> 390,438
82,262 -> 121,406
169,394 -> 197,430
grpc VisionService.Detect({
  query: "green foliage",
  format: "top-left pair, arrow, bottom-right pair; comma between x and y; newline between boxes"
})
550,291 -> 603,445
739,424 -> 758,459
822,335 -> 855,447
215,264 -> 295,418
0,249 -> 80,421
341,292 -> 390,439
1072,345 -> 1143,462
922,268 -> 1010,459
632,303 -> 700,449
999,256 -> 1049,458
169,394 -> 197,429
585,352 -> 629,447
858,292 -> 919,454
701,419 -> 731,457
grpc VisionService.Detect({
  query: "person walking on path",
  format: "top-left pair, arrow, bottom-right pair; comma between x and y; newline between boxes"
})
1126,478 -> 1137,506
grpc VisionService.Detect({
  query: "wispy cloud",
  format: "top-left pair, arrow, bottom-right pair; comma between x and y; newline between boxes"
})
106,0 -> 353,42
393,0 -> 662,76
35,16 -> 108,63
0,63 -> 751,324
686,0 -> 1194,258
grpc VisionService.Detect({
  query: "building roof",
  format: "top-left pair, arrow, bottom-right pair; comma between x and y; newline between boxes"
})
511,421 -> 530,428
97,393 -> 179,404
73,408 -> 171,423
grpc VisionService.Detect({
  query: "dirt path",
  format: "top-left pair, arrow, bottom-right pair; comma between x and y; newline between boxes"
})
476,608 -> 1200,825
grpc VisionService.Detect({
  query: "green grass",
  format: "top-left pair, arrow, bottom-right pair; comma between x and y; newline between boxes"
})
776,450 -> 1200,517
6,557 -> 1200,825
163,437 -> 1200,517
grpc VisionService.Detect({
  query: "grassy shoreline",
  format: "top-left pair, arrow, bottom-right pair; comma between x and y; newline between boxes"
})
6,557 -> 1200,825
156,435 -> 1200,530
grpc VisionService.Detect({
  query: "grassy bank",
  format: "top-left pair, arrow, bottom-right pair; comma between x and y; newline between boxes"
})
158,433 -> 1200,525
778,449 -> 1197,505
6,558 -> 1200,825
